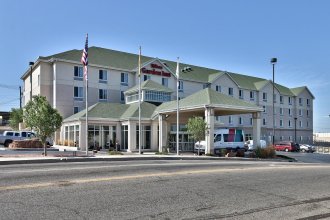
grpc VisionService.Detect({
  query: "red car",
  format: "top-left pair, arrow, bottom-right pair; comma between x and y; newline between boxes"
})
274,141 -> 299,152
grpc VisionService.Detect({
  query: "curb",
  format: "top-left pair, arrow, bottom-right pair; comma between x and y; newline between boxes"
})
0,155 -> 295,165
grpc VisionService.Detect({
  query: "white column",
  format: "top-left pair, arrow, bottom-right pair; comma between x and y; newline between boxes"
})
52,62 -> 57,108
151,121 -> 158,151
205,107 -> 215,154
128,121 -> 136,152
252,112 -> 261,149
116,122 -> 121,146
80,121 -> 87,151
158,114 -> 167,152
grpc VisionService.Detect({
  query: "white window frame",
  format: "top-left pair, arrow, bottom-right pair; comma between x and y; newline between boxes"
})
239,117 -> 243,125
307,98 -> 310,106
74,66 -> 84,79
280,95 -> 283,104
229,116 -> 233,125
162,78 -> 168,87
263,106 -> 267,113
216,85 -> 221,93
228,87 -> 233,96
99,89 -> 108,101
121,72 -> 128,86
250,91 -> 255,101
299,109 -> 303,116
299,98 -> 303,106
178,80 -> 184,92
263,92 -> 267,102
273,94 -> 277,103
280,119 -> 283,127
288,120 -> 292,128
99,70 -> 108,83
143,74 -> 151,81
288,108 -> 292,116
280,107 -> 284,116
299,120 -> 303,128
288,97 -> 292,105
74,86 -> 83,101
263,118 -> 267,126
239,90 -> 244,99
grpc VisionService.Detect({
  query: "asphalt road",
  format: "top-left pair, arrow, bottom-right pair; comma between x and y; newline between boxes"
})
277,151 -> 330,163
1,160 -> 330,220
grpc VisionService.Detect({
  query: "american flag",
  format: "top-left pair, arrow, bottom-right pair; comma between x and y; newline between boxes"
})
81,34 -> 88,80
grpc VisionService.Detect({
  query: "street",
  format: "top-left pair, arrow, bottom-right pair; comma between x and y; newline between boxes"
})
1,160 -> 330,219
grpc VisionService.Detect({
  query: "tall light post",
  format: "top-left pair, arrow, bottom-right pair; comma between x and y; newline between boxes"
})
271,58 -> 277,145
29,61 -> 34,101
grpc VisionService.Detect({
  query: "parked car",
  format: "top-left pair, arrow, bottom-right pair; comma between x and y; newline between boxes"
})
0,131 -> 36,147
274,141 -> 299,152
244,140 -> 267,151
300,144 -> 315,153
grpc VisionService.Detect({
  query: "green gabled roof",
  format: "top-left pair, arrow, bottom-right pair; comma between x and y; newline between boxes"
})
124,79 -> 173,94
254,80 -> 270,90
276,83 -> 295,96
154,88 -> 261,115
40,46 -> 154,70
291,86 -> 315,99
63,102 -> 157,122
40,46 -> 310,95
121,102 -> 157,119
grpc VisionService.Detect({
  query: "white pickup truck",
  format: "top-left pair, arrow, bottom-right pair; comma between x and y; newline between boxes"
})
0,131 -> 36,147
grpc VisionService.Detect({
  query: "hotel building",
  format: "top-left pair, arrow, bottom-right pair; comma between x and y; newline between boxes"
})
21,47 -> 314,152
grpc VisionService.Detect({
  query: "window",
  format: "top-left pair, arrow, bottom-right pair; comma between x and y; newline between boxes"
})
299,98 -> 303,106
300,136 -> 303,142
280,119 -> 283,127
299,109 -> 303,116
229,116 -> 233,124
178,80 -> 184,92
250,91 -> 255,100
239,90 -> 244,99
120,91 -> 125,101
228,87 -> 233,96
288,97 -> 292,105
273,94 -> 277,103
216,85 -> 221,93
263,106 -> 266,113
250,118 -> 253,125
239,117 -> 243,125
99,70 -> 107,83
307,99 -> 310,106
288,108 -> 292,116
263,118 -> 266,126
280,95 -> 283,104
162,78 -> 168,87
143,74 -> 151,81
73,106 -> 81,114
74,66 -> 83,79
74,87 -> 83,101
307,110 -> 309,118
299,120 -> 303,128
263,92 -> 267,102
121,72 -> 128,86
280,107 -> 284,115
288,120 -> 292,127
99,89 -> 108,100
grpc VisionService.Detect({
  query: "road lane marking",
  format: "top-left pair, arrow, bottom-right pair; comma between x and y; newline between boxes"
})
0,165 -> 330,191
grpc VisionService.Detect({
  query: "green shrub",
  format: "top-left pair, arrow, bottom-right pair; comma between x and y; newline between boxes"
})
155,151 -> 168,155
255,146 -> 276,158
108,150 -> 123,155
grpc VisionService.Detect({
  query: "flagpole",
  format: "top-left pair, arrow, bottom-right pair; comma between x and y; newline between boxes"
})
138,46 -> 142,154
85,67 -> 88,156
176,57 -> 180,156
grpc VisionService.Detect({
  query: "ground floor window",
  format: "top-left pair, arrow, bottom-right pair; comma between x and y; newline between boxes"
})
121,125 -> 128,150
63,125 -> 80,147
136,125 -> 151,149
88,125 -> 116,150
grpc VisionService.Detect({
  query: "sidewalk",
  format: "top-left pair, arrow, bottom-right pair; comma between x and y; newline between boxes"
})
0,148 -> 258,165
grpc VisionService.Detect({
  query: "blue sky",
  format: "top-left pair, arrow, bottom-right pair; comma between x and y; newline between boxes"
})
0,0 -> 329,132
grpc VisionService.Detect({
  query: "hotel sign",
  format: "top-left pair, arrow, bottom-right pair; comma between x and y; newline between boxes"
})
141,63 -> 171,77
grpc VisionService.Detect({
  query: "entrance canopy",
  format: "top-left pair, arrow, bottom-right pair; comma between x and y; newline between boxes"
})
153,88 -> 263,154
153,88 -> 263,117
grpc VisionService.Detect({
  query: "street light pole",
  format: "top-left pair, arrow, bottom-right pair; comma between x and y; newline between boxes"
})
271,58 -> 277,146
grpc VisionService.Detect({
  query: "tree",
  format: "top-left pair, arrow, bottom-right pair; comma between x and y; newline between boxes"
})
23,95 -> 62,156
187,116 -> 207,155
9,108 -> 23,130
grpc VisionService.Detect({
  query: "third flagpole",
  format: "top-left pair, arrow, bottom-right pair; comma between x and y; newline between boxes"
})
138,46 -> 142,154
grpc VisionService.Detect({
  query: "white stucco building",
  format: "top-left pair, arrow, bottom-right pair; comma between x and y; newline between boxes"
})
21,47 -> 314,152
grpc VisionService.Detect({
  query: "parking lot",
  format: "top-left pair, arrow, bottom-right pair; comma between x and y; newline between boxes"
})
277,151 -> 330,163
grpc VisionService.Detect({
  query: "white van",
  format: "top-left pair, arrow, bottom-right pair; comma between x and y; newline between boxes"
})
245,140 -> 267,151
194,128 -> 245,154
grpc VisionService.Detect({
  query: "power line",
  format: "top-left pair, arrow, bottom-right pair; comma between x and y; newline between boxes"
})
0,83 -> 20,90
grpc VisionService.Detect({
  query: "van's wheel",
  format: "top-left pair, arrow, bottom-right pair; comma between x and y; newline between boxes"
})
285,148 -> 289,152
4,140 -> 12,147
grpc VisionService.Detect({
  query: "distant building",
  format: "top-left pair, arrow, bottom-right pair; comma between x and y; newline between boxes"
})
314,133 -> 330,142
21,47 -> 314,152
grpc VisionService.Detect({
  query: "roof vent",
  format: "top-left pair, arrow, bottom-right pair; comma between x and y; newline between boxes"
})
181,66 -> 193,72
162,62 -> 168,66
